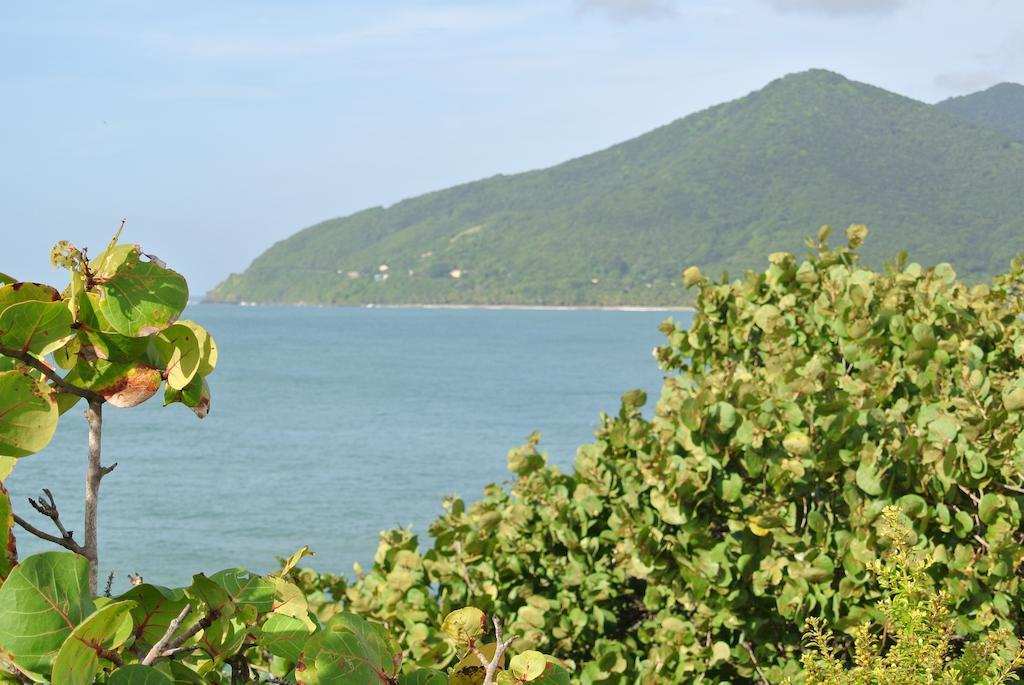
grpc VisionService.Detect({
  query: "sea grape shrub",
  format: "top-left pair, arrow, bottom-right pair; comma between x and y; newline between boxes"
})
0,236 -> 216,435
793,507 -> 1024,684
0,548 -> 569,684
333,227 -> 1024,683
0,234 -> 217,591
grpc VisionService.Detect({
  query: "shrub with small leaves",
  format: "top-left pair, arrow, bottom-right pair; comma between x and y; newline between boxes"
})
794,506 -> 1024,685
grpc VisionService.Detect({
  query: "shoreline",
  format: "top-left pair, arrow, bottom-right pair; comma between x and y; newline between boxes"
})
200,301 -> 694,313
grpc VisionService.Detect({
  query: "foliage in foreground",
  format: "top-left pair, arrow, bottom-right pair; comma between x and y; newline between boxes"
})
0,548 -> 569,684
0,229 -> 217,591
302,227 -> 1024,683
795,507 -> 1024,685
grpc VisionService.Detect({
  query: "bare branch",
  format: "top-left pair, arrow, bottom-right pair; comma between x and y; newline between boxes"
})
28,489 -> 75,542
142,604 -> 193,666
13,514 -> 85,555
104,572 -> 114,598
157,608 -> 220,658
0,343 -> 103,402
100,462 -> 118,477
482,616 -> 517,685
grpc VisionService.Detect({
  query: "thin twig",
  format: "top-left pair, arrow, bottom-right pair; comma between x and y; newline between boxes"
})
28,489 -> 74,542
0,343 -> 103,402
104,572 -> 114,598
12,514 -> 85,554
141,604 -> 193,666
743,641 -> 768,684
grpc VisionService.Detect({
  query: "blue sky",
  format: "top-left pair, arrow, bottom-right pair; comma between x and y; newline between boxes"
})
1,0 -> 1021,295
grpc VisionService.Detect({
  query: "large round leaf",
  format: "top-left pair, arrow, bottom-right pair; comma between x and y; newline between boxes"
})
260,613 -> 314,662
179,320 -> 217,376
66,359 -> 161,409
115,584 -> 188,653
0,273 -> 14,286
153,324 -> 201,390
107,664 -> 174,685
51,600 -> 135,685
0,482 -> 16,582
95,248 -> 188,337
297,613 -> 403,685
0,283 -> 61,314
0,300 -> 73,355
164,375 -> 210,418
0,552 -> 95,675
0,370 -> 58,458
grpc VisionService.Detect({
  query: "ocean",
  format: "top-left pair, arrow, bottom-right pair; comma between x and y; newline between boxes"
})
5,305 -> 692,589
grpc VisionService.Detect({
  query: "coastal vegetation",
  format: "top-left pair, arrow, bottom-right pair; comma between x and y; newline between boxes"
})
209,70 -> 1024,307
291,227 -> 1024,682
5,227 -> 1024,682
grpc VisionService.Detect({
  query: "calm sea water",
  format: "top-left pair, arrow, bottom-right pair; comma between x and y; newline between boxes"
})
6,305 -> 691,589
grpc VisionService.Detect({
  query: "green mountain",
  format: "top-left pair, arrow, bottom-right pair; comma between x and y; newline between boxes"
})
937,82 -> 1024,141
209,69 -> 1024,306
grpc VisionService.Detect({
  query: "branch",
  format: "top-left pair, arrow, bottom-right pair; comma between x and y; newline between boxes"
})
142,604 -> 193,666
481,616 -> 516,685
13,514 -> 85,555
29,489 -> 74,542
0,343 -> 103,402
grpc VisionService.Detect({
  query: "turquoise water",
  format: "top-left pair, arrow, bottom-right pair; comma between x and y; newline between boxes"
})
6,305 -> 691,588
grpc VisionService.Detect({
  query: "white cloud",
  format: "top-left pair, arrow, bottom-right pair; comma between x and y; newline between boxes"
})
769,0 -> 904,15
934,70 -> 1001,94
576,0 -> 678,22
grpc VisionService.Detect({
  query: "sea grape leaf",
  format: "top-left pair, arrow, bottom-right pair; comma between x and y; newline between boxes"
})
269,576 -> 316,629
0,482 -> 16,581
442,607 -> 486,642
115,584 -> 188,652
296,613 -> 402,685
153,324 -> 201,390
178,320 -> 217,376
77,328 -> 151,364
65,359 -> 161,409
95,248 -> 188,337
398,671 -> 448,685
0,552 -> 95,675
0,300 -> 73,355
107,664 -> 174,685
0,457 -> 14,480
51,600 -> 135,685
0,273 -> 14,286
450,642 -> 503,685
0,283 -> 61,314
508,651 -> 547,681
0,370 -> 58,458
260,613 -> 314,662
279,545 -> 314,576
163,375 -> 210,418
209,568 -> 275,612
89,243 -> 136,280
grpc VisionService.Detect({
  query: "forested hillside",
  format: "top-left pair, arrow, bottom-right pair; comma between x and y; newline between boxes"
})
209,70 -> 1024,306
938,82 -> 1024,141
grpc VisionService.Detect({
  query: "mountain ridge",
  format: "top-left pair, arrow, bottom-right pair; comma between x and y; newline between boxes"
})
210,69 -> 1024,306
937,82 -> 1024,140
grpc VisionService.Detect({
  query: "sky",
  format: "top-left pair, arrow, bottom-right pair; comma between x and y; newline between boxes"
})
1,0 -> 1021,295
